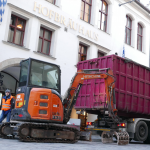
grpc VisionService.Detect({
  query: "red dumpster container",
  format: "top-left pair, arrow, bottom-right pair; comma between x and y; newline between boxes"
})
74,55 -> 150,118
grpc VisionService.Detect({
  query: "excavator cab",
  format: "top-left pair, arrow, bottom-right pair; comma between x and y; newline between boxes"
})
11,58 -> 63,123
19,58 -> 61,92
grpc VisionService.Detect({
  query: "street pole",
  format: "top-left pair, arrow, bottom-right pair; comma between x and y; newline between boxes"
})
119,0 -> 136,7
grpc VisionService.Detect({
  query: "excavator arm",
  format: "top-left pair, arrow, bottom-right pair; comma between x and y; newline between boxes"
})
63,68 -> 117,123
63,68 -> 129,145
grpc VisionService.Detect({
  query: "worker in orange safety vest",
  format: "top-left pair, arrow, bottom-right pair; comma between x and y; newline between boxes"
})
0,89 -> 15,123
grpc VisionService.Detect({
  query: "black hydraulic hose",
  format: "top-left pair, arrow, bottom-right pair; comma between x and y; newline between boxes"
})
113,89 -> 116,105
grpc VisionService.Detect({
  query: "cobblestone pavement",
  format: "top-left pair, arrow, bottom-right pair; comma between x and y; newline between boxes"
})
0,135 -> 150,150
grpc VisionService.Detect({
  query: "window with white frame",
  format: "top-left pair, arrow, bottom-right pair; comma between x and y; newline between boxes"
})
78,44 -> 87,62
80,0 -> 92,23
38,27 -> 52,55
98,0 -> 108,32
137,23 -> 143,51
98,50 -> 105,57
125,15 -> 132,45
8,14 -> 26,46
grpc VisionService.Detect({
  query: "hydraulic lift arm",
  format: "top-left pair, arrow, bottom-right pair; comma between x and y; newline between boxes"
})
63,68 -> 129,145
63,68 -> 117,123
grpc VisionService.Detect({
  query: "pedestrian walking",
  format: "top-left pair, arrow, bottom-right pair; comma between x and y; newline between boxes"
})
0,89 -> 15,123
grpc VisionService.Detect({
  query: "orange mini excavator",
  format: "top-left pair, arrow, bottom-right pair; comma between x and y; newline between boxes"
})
0,58 -> 129,144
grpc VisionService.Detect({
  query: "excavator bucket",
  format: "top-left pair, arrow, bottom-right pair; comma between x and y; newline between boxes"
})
114,131 -> 129,145
101,131 -> 129,145
101,131 -> 113,143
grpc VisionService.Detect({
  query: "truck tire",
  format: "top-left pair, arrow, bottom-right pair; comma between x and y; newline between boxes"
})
144,128 -> 150,144
134,121 -> 148,142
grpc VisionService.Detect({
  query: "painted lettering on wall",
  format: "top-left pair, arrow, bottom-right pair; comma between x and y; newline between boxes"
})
33,2 -> 98,41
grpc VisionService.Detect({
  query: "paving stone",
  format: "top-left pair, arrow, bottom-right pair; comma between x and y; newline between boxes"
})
0,135 -> 150,150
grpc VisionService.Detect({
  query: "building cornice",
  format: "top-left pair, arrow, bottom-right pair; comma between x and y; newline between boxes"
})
118,0 -> 150,14
117,0 -> 150,22
134,0 -> 150,14
77,35 -> 111,53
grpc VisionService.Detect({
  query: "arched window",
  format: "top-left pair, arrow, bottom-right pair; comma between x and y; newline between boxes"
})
98,0 -> 108,32
137,23 -> 143,51
125,15 -> 132,45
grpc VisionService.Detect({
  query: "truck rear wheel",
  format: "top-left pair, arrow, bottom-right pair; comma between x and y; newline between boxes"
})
144,127 -> 150,144
134,121 -> 148,142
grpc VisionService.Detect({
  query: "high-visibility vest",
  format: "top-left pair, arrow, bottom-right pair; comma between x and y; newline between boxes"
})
2,96 -> 13,111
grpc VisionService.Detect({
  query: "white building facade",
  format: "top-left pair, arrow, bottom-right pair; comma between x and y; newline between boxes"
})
0,0 -> 150,112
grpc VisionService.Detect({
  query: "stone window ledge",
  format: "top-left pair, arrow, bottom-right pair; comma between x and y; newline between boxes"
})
33,51 -> 56,60
2,40 -> 30,51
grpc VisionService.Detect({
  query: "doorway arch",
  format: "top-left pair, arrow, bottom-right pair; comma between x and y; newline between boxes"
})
0,58 -> 25,71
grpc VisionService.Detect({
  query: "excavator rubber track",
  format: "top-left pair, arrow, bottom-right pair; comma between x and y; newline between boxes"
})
10,122 -> 80,143
0,122 -> 17,139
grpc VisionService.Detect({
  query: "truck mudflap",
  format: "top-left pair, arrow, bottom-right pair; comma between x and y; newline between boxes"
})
101,131 -> 129,145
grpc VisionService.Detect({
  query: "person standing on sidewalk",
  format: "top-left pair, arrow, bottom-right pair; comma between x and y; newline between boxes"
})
0,89 -> 15,123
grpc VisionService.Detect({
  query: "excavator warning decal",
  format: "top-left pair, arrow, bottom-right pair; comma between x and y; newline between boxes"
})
15,93 -> 25,108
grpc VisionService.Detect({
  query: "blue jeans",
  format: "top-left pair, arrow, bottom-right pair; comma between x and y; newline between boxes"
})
0,110 -> 11,123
